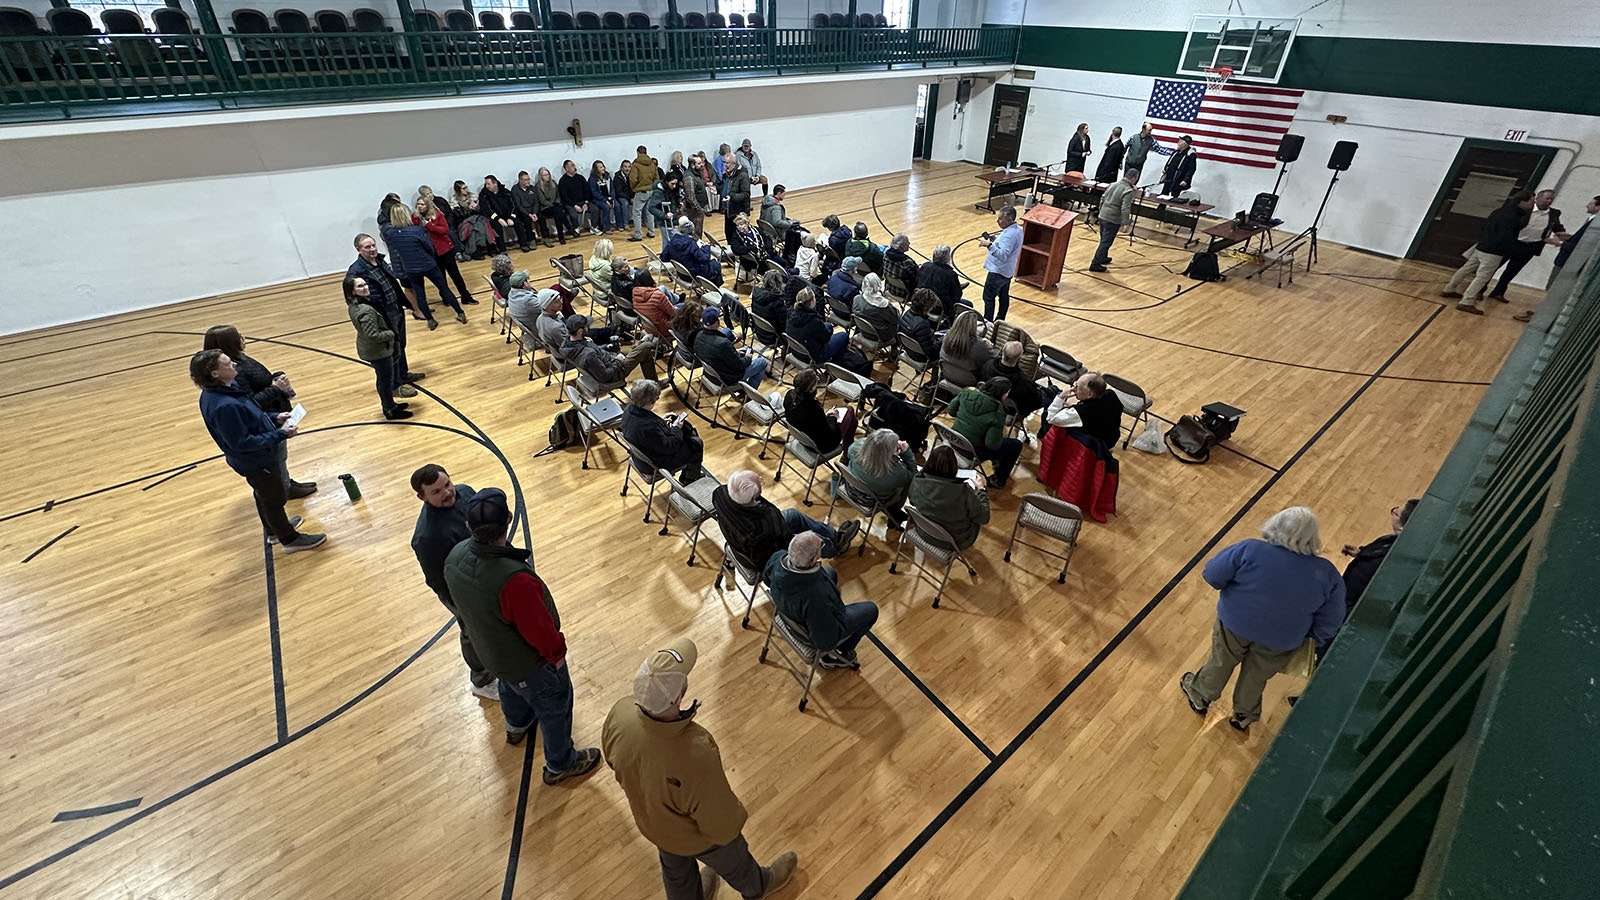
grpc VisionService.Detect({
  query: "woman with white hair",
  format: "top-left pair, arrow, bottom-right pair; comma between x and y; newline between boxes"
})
853,272 -> 900,342
844,428 -> 917,526
1180,507 -> 1348,732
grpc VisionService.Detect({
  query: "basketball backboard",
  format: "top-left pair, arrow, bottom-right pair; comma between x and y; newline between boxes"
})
1177,15 -> 1299,84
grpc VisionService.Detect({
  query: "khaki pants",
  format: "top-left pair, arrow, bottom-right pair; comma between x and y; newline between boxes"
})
1187,618 -> 1298,723
1445,248 -> 1504,308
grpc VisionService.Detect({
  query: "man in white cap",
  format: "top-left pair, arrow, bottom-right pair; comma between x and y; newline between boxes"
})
603,638 -> 798,899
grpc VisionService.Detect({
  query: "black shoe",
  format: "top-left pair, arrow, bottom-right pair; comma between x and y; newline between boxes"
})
392,401 -> 410,410
543,747 -> 602,785
506,728 -> 529,746
1228,713 -> 1251,732
463,297 -> 480,305
404,372 -> 427,382
1088,265 -> 1109,273
820,650 -> 860,670
384,407 -> 414,420
282,532 -> 328,553
1103,256 -> 1113,264
287,481 -> 318,500
427,318 -> 439,331
521,245 -> 533,253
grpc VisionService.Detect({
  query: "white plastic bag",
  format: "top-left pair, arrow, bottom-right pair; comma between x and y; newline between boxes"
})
1130,420 -> 1167,454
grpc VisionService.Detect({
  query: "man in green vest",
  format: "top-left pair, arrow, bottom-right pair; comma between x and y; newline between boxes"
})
444,487 -> 601,784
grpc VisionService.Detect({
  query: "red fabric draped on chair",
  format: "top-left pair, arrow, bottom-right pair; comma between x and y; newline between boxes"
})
1037,427 -> 1118,522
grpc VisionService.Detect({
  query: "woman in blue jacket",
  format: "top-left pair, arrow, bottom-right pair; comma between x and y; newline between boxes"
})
1180,507 -> 1346,731
381,203 -> 466,330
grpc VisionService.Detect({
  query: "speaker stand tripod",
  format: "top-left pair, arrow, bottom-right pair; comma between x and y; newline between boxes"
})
1306,168 -> 1343,270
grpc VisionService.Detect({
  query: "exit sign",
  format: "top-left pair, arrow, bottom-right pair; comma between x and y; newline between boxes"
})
1504,129 -> 1529,142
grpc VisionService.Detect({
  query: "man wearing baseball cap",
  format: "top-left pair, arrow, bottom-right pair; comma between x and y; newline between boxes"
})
602,638 -> 798,899
443,487 -> 601,784
692,306 -> 768,389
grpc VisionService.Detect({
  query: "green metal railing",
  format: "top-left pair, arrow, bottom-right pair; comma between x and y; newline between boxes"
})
1178,231 -> 1600,897
0,26 -> 1017,120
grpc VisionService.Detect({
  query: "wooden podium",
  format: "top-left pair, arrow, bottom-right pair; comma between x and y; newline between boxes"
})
1016,205 -> 1076,290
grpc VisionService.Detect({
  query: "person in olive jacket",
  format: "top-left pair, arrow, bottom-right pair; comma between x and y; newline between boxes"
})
344,276 -> 411,420
628,146 -> 661,240
906,444 -> 991,550
947,376 -> 1023,488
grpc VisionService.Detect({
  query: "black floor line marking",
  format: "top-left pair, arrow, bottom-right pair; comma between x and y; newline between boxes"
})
52,798 -> 142,822
140,465 -> 198,492
866,632 -> 996,760
501,732 -> 539,900
0,620 -> 455,892
21,526 -> 78,564
261,532 -> 290,744
854,305 -> 1445,898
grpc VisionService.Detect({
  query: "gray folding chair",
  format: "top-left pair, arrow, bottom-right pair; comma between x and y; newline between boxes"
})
509,318 -> 543,382
615,433 -> 666,523
889,504 -> 977,608
823,361 -> 871,409
783,335 -> 821,384
551,253 -> 592,302
669,260 -> 697,294
826,463 -> 885,557
484,274 -> 509,335
576,369 -> 628,404
696,365 -> 739,427
850,314 -> 895,367
714,541 -> 766,628
757,586 -> 826,712
564,385 -> 625,470
1038,344 -> 1087,386
735,382 -> 782,457
773,421 -> 842,507
931,421 -> 988,478
658,470 -> 721,566
1004,493 -> 1084,584
1102,373 -> 1153,449
894,333 -> 933,394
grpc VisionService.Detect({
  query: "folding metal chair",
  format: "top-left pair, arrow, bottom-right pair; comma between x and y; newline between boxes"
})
735,382 -> 783,457
824,361 -> 871,410
774,422 -> 842,507
1102,373 -> 1153,449
696,365 -> 739,427
747,312 -> 785,367
576,370 -> 628,404
850,314 -> 896,368
895,332 -> 933,394
1004,493 -> 1084,583
564,385 -> 625,470
509,318 -> 543,381
826,463 -> 886,557
783,335 -> 821,385
756,586 -> 837,712
714,541 -> 766,627
551,253 -> 592,303
483,274 -> 509,335
931,421 -> 988,478
889,505 -> 977,608
1038,344 -> 1087,386
658,470 -> 721,566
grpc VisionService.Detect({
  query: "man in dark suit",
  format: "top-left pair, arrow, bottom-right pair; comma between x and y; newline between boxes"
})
1487,189 -> 1564,302
1158,135 -> 1197,197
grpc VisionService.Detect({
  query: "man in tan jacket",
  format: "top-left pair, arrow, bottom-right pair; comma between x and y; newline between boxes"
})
629,147 -> 662,242
602,638 -> 797,899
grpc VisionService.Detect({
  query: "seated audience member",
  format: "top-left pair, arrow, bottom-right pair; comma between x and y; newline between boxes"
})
532,287 -> 575,354
558,160 -> 597,236
750,270 -> 789,336
795,232 -> 824,283
1340,499 -> 1420,616
917,243 -> 966,322
478,175 -> 520,253
630,270 -> 678,341
827,256 -> 864,308
588,160 -> 617,233
531,167 -> 570,245
693,307 -> 768,388
759,185 -> 788,231
982,339 -> 1055,422
788,288 -> 868,374
588,239 -> 615,293
620,378 -> 705,482
450,179 -> 478,218
906,445 -> 990,550
763,532 -> 879,670
662,220 -> 721,283
823,214 -> 851,260
510,170 -> 541,251
939,309 -> 995,388
853,273 -> 900,342
881,233 -> 918,292
727,212 -> 780,274
1044,372 -> 1123,447
611,160 -> 635,236
505,270 -> 541,334
713,470 -> 861,567
490,253 -> 516,299
784,368 -> 855,455
948,377 -> 1024,489
844,427 -> 917,526
845,222 -> 884,273
611,256 -> 639,303
563,315 -> 660,385
900,289 -> 942,363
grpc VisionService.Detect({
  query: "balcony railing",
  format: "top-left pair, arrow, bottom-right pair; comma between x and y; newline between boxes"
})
0,26 -> 1018,121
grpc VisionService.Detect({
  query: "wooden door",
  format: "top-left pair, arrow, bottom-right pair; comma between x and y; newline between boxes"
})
1412,141 -> 1556,267
982,84 -> 1029,168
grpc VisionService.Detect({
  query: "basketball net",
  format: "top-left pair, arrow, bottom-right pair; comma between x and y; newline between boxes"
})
1203,66 -> 1233,91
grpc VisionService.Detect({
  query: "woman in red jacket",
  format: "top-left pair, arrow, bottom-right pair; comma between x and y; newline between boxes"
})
414,195 -> 477,306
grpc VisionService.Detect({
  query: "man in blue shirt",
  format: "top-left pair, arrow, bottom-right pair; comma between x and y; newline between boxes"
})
979,205 -> 1023,322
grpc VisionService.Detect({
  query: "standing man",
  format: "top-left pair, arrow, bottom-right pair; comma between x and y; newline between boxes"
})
723,153 -> 752,225
191,349 -> 327,553
602,637 -> 799,900
1123,122 -> 1157,176
1158,135 -> 1197,197
629,146 -> 661,242
978,204 -> 1022,322
348,234 -> 424,396
443,488 -> 603,782
410,464 -> 496,700
1516,193 -> 1599,323
1089,167 -> 1138,272
1443,190 -> 1533,315
737,138 -> 767,196
1487,189 -> 1564,302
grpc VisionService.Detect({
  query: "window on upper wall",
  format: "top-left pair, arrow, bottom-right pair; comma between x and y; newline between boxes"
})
71,0 -> 169,29
718,0 -> 759,21
883,0 -> 910,27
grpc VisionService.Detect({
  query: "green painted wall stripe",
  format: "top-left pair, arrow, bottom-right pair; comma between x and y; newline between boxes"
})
1014,26 -> 1600,118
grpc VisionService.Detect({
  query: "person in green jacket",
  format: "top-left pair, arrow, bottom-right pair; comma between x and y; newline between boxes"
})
763,532 -> 878,669
947,376 -> 1023,487
906,445 -> 990,550
844,428 -> 918,527
344,276 -> 410,420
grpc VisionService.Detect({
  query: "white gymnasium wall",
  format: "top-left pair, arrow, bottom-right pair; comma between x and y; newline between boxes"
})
0,70 -> 973,336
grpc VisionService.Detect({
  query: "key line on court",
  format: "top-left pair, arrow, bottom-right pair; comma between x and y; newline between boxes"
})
140,464 -> 198,492
262,530 -> 291,744
867,632 -> 997,760
21,525 -> 79,564
855,305 -> 1446,898
52,798 -> 142,822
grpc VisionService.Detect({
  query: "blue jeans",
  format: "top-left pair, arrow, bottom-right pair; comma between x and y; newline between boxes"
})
609,197 -> 629,231
781,508 -> 842,556
499,663 -> 577,773
821,330 -> 850,363
982,271 -> 1012,322
406,267 -> 462,318
837,602 -> 879,655
1092,220 -> 1121,266
742,355 -> 769,387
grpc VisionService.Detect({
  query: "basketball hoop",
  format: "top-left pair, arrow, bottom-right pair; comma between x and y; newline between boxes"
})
1203,66 -> 1233,90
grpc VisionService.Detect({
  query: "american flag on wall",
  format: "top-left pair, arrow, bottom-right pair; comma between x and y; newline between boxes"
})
1144,77 -> 1304,169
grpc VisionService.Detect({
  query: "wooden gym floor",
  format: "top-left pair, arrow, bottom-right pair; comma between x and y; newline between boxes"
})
0,161 -> 1528,899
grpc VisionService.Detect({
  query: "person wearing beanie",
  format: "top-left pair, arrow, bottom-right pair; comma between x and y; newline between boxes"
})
442,488 -> 603,783
601,637 -> 799,900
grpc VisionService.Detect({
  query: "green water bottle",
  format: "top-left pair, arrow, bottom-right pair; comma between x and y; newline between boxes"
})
338,473 -> 362,502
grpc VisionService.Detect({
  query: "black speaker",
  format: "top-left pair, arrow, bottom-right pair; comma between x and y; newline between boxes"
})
1250,193 -> 1280,224
1275,133 -> 1304,163
955,78 -> 973,105
1329,141 -> 1358,171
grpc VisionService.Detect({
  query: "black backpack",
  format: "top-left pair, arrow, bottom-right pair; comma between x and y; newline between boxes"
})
1183,251 -> 1224,282
542,409 -> 581,455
